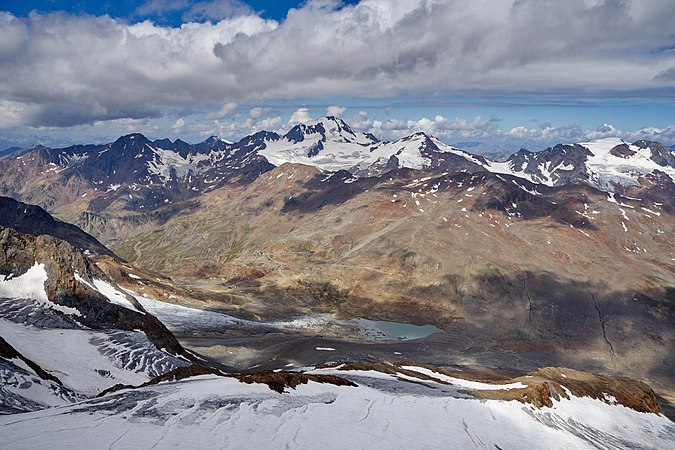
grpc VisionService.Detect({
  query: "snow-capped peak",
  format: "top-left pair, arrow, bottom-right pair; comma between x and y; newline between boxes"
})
283,116 -> 377,146
202,135 -> 232,145
484,137 -> 675,191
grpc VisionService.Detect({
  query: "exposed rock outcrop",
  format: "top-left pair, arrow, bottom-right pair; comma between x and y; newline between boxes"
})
0,225 -> 186,359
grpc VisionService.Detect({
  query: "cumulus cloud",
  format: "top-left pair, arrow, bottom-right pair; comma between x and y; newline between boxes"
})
325,105 -> 346,117
171,117 -> 186,132
0,0 -> 674,129
288,108 -> 313,124
249,106 -> 271,118
0,11 -> 277,129
205,102 -> 238,119
255,115 -> 283,131
346,112 -> 497,142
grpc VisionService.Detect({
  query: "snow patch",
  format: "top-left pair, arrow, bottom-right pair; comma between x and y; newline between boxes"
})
0,263 -> 81,316
401,366 -> 527,390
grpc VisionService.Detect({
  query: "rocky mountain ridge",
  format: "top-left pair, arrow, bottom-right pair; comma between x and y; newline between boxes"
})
0,118 -> 670,247
1,117 -> 672,218
0,219 -> 202,411
0,196 -> 115,257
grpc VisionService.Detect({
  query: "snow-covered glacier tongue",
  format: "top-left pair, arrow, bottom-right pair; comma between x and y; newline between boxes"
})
0,364 -> 672,449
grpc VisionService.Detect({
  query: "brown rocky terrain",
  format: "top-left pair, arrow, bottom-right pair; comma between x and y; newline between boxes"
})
0,133 -> 672,419
94,163 -> 674,406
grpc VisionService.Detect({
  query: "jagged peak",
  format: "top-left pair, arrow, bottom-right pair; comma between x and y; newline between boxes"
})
201,135 -> 226,144
114,133 -> 151,145
284,116 -> 375,144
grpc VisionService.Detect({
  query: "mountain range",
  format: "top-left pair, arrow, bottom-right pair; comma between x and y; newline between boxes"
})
0,116 -> 671,245
0,117 -> 673,445
1,116 -> 673,204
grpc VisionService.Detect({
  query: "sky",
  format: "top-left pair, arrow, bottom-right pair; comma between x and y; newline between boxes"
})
0,0 -> 674,153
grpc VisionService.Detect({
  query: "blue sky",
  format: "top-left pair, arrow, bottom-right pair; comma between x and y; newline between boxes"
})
1,0 -> 357,23
0,0 -> 674,152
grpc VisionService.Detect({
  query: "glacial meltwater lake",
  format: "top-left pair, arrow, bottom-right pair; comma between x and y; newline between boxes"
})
136,296 -> 441,342
342,318 -> 441,341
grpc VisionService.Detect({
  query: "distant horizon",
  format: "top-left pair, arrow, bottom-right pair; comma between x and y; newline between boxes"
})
2,115 -> 673,159
1,1 -> 673,151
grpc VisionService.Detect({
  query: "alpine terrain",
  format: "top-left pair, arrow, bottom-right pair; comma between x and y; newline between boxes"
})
0,117 -> 673,448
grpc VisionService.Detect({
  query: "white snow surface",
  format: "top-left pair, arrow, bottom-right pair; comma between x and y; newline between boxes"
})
0,371 -> 671,449
0,357 -> 80,411
0,320 -> 184,396
579,138 -> 675,190
0,263 -> 80,317
259,118 -> 478,173
0,263 -> 49,302
147,145 -> 212,183
91,278 -> 143,313
74,273 -> 142,313
400,365 -> 527,390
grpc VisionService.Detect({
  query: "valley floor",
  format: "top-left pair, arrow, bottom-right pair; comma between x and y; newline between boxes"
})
135,294 -> 675,420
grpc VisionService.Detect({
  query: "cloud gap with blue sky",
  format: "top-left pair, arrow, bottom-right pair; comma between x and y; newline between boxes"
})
0,0 -> 673,153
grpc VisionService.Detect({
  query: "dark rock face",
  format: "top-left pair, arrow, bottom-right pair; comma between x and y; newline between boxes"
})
625,170 -> 675,208
505,144 -> 592,186
633,140 -> 675,167
610,143 -> 636,159
306,140 -> 324,157
233,130 -> 280,154
0,132 -> 276,216
0,226 -> 187,359
0,196 -> 115,257
285,123 -> 318,143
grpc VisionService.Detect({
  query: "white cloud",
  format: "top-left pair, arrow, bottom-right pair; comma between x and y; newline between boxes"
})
325,106 -> 346,117
288,108 -> 313,125
171,117 -> 186,132
0,1 -> 673,129
249,106 -> 271,118
351,114 -> 495,141
206,102 -> 238,119
349,111 -> 372,130
255,115 -> 282,131
0,11 -> 277,129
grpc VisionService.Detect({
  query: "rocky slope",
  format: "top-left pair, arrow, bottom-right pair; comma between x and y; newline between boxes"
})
0,196 -> 115,257
110,163 -> 674,399
0,224 -> 199,412
0,132 -> 272,244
